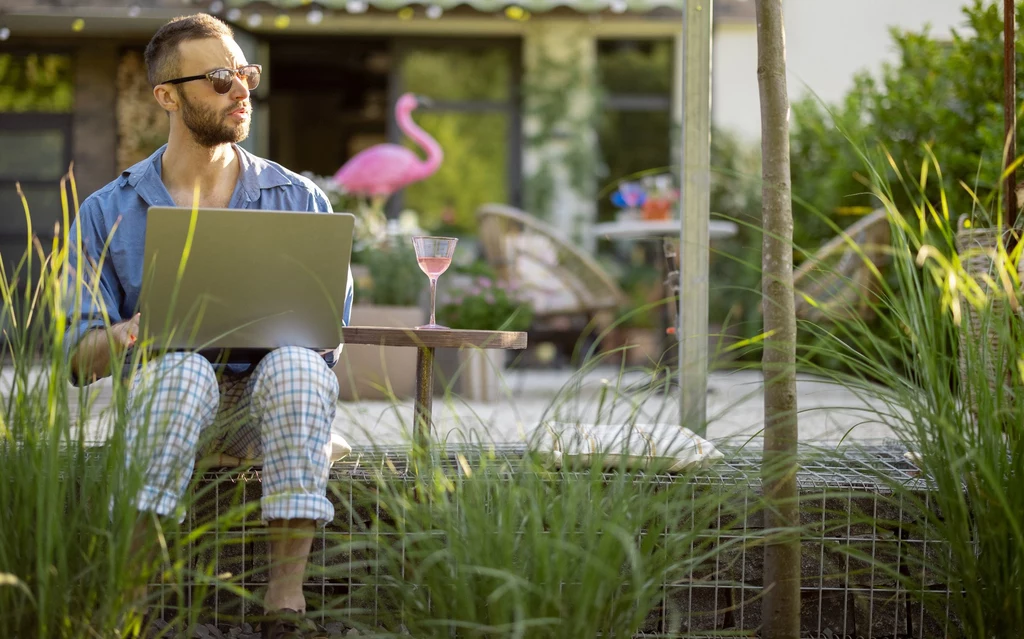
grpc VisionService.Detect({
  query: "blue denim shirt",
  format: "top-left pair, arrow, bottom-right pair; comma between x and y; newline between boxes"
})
64,143 -> 353,382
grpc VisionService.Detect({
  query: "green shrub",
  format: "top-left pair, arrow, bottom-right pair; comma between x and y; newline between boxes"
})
436,272 -> 534,331
709,0 -> 1024,374
790,0 -> 1024,231
354,240 -> 426,307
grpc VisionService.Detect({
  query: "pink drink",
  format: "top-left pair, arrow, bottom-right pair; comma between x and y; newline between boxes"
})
417,256 -> 452,278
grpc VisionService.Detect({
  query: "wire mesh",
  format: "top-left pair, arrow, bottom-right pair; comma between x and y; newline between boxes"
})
153,442 -> 953,638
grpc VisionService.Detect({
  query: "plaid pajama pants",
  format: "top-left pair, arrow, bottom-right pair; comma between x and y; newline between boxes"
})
124,346 -> 339,526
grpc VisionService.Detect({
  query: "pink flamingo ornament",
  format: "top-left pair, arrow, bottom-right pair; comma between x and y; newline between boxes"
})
332,93 -> 444,200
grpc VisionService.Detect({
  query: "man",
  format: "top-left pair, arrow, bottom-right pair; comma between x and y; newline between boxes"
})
64,13 -> 352,638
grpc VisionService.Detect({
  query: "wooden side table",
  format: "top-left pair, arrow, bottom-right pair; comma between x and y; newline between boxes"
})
338,327 -> 528,450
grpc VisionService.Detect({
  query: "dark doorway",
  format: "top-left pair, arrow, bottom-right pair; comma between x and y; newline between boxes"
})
267,36 -> 391,179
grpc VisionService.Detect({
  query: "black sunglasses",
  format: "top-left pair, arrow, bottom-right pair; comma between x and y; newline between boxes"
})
162,64 -> 262,95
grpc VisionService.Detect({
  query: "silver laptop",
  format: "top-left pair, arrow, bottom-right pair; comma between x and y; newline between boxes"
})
137,206 -> 354,359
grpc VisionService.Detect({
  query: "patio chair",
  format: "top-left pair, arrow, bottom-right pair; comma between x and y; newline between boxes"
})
476,204 -> 627,361
663,208 -> 892,331
789,208 -> 892,323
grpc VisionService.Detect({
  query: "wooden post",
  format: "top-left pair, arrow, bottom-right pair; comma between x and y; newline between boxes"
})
414,345 -> 435,452
677,0 -> 713,434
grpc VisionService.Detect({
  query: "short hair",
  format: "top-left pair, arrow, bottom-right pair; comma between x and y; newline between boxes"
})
144,13 -> 234,87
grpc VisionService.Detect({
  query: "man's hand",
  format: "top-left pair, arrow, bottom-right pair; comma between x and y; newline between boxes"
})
69,313 -> 141,384
111,313 -> 141,349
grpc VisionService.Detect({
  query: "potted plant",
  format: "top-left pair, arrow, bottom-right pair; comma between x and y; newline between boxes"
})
434,265 -> 534,401
610,173 -> 680,222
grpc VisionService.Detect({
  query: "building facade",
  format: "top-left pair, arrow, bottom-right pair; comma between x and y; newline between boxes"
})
4,0 -> 735,268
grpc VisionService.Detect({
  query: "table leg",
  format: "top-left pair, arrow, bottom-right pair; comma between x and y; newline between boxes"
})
633,238 -> 679,392
414,345 -> 435,451
657,237 -> 678,365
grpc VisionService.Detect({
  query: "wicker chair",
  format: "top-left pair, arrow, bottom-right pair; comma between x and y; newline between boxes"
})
790,208 -> 892,323
955,215 -> 1019,422
663,209 -> 892,331
476,204 -> 627,359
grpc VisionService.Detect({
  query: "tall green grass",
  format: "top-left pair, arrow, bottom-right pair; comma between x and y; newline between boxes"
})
331,445 -> 758,638
787,142 -> 1024,635
0,176 -> 255,638
0,170 -> 772,638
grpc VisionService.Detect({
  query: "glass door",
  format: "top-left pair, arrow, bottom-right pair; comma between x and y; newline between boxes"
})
389,38 -> 521,234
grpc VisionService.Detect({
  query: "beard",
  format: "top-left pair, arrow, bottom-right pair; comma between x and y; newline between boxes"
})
180,92 -> 249,148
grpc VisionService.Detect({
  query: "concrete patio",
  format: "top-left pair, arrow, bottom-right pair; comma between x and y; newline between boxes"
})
59,364 -> 903,449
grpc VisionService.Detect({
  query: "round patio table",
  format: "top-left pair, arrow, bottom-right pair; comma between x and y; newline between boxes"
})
338,326 -> 528,450
590,218 -> 739,241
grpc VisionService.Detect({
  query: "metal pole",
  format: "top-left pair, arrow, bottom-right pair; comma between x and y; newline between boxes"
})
678,0 -> 713,434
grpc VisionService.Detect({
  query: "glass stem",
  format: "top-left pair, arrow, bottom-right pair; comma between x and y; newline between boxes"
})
429,277 -> 438,325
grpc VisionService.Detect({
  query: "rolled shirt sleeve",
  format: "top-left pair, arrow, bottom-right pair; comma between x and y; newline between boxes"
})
62,197 -> 125,367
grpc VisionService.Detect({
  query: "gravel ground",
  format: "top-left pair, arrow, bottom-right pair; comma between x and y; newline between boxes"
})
147,620 -> 409,638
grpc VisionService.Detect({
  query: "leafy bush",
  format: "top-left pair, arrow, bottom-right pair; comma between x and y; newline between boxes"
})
789,0 -> 1024,231
706,127 -> 764,344
354,239 -> 426,307
436,272 -> 533,331
714,0 -> 1024,372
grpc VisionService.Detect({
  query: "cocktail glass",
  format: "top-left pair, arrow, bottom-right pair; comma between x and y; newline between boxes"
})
412,236 -> 458,330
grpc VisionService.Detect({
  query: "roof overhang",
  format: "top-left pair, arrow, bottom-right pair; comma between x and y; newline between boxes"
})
0,0 -> 758,39
225,0 -> 682,11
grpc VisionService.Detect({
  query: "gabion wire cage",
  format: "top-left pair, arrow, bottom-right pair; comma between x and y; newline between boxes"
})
151,442 -> 955,638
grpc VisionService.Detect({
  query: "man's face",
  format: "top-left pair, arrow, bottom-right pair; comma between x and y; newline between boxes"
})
172,36 -> 252,147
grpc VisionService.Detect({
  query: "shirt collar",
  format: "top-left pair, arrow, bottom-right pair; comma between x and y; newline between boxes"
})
119,143 -> 293,206
234,143 -> 292,201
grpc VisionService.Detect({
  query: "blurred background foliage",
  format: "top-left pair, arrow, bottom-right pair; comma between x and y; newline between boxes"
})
708,0 -> 1024,372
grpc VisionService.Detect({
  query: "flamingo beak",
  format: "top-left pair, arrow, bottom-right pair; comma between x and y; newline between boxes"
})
413,94 -> 434,108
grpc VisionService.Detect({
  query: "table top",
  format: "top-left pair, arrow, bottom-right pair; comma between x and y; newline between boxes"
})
591,219 -> 739,240
339,326 -> 528,349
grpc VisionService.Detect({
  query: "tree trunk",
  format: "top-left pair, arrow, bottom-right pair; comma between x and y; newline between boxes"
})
1003,0 -> 1017,228
755,0 -> 800,637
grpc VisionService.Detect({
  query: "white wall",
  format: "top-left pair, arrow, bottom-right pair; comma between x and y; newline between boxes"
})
712,22 -> 760,138
712,0 -> 971,140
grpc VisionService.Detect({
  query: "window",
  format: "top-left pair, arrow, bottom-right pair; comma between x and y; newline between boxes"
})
596,39 -> 674,223
0,53 -> 74,113
0,129 -> 66,179
267,36 -> 392,178
265,37 -> 519,234
0,53 -> 74,277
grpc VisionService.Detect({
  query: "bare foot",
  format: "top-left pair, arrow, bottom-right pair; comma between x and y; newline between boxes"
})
264,519 -> 316,613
